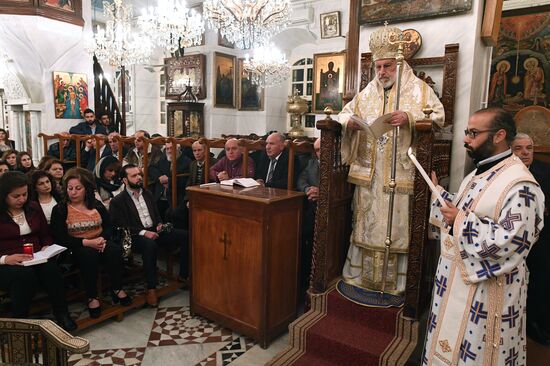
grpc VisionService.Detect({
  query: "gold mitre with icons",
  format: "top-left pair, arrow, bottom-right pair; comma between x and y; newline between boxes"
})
369,23 -> 403,61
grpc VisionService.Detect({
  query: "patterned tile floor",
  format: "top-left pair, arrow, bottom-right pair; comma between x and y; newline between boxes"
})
68,289 -> 288,366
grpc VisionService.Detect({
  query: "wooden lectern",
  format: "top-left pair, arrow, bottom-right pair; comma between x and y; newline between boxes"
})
187,185 -> 305,348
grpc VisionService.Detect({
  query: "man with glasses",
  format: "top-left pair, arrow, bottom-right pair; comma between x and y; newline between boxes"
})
424,108 -> 544,365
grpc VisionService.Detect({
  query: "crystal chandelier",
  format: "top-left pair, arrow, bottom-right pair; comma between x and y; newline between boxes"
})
138,0 -> 204,53
244,44 -> 290,88
88,0 -> 153,67
203,0 -> 291,49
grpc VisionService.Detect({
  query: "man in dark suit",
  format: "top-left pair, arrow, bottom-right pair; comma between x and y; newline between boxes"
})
188,141 -> 217,187
81,135 -> 112,171
47,132 -> 77,169
512,133 -> 550,345
98,112 -> 116,134
296,138 -> 320,288
107,132 -> 128,159
109,164 -> 189,306
148,141 -> 191,219
254,132 -> 299,189
69,108 -> 108,136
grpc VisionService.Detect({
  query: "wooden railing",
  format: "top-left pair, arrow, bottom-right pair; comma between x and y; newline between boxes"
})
0,318 -> 89,366
38,134 -> 315,210
93,56 -> 124,135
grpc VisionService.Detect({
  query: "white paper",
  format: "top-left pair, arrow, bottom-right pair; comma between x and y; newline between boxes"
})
220,179 -> 236,186
407,148 -> 448,208
220,178 -> 260,188
350,114 -> 393,139
22,244 -> 67,267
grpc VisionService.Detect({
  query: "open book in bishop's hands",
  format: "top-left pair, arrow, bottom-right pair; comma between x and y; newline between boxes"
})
220,178 -> 260,188
22,244 -> 67,266
350,114 -> 394,139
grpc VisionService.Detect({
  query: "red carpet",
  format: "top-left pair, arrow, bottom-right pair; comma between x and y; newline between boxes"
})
269,286 -> 418,366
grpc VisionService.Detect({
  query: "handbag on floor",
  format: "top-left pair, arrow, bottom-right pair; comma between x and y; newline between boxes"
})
113,227 -> 132,258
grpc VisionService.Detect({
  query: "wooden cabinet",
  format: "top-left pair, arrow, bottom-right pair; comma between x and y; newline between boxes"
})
187,185 -> 304,348
166,101 -> 204,138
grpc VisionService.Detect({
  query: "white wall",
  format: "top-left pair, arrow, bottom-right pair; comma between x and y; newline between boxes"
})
133,25 -> 291,138
0,0 -> 94,136
280,0 -> 349,137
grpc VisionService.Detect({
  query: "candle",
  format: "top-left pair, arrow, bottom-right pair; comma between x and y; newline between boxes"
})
23,243 -> 34,256
407,147 -> 448,208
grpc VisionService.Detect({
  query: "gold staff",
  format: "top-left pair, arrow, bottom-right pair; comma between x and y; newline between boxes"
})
380,31 -> 413,296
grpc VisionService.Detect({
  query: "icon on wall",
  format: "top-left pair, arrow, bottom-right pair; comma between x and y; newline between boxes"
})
312,52 -> 346,113
320,11 -> 340,39
53,71 -> 88,119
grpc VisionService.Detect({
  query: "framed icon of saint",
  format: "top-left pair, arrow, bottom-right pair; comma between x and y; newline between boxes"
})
312,52 -> 346,113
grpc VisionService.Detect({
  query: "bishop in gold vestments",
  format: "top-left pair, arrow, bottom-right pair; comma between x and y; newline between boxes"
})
339,25 -> 444,295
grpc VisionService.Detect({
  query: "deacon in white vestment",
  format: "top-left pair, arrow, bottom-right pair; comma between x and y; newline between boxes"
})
423,108 -> 545,366
339,24 -> 444,294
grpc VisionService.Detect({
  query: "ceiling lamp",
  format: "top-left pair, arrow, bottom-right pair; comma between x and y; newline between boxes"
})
244,44 -> 290,88
88,0 -> 153,67
138,0 -> 204,53
203,0 -> 291,50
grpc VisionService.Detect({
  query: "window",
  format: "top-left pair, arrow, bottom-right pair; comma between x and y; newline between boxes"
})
290,58 -> 316,129
291,58 -> 313,98
160,73 -> 166,125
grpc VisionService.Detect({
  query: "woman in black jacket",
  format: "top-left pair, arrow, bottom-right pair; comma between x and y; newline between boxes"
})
51,167 -> 131,318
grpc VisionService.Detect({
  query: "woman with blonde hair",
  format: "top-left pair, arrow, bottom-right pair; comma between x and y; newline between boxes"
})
1,149 -> 17,171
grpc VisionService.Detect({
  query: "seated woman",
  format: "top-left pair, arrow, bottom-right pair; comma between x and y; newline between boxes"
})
41,159 -> 64,195
0,128 -> 15,153
37,156 -> 53,171
0,160 -> 9,176
0,171 -> 76,331
1,149 -> 17,171
29,170 -> 61,224
51,167 -> 131,318
94,156 -> 123,209
16,151 -> 37,174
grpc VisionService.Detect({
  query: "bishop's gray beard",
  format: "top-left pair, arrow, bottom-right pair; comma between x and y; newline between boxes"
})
379,78 -> 395,89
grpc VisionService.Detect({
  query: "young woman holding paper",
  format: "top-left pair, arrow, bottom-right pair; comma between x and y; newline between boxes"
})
0,171 -> 76,331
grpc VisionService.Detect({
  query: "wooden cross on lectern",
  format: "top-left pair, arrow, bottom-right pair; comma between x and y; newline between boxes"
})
219,232 -> 231,260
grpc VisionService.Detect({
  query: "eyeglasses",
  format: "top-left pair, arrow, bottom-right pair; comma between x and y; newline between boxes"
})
463,128 -> 497,139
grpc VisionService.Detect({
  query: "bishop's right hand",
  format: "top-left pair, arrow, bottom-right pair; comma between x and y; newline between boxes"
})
347,116 -> 362,131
